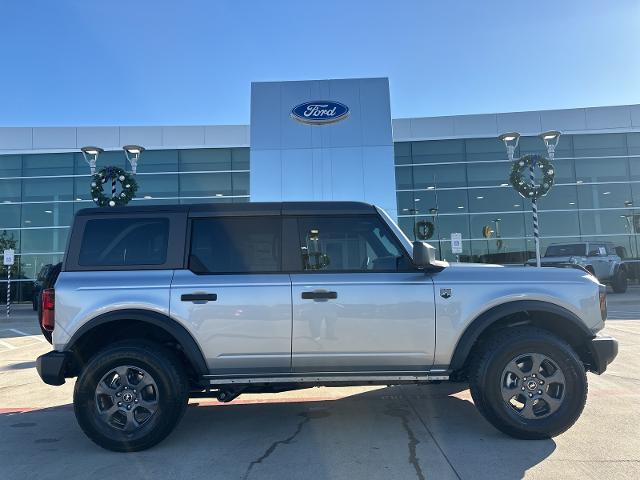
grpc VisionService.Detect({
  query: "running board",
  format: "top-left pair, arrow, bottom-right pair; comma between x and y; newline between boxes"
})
205,373 -> 450,386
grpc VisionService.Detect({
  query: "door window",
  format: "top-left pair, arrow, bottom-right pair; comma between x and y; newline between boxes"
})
189,217 -> 281,273
296,216 -> 410,272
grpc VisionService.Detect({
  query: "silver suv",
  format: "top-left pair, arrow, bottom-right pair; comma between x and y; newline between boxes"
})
36,202 -> 618,452
528,242 -> 628,293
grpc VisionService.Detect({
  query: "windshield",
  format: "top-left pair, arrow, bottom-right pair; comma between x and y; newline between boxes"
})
545,244 -> 586,257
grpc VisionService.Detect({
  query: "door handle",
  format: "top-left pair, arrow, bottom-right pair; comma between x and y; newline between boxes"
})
181,293 -> 217,302
301,290 -> 337,300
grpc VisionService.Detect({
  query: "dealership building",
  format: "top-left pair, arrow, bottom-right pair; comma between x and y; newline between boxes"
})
1,77 -> 640,302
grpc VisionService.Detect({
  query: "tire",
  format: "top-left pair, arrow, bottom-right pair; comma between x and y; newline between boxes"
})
73,340 -> 189,452
611,269 -> 628,293
469,326 -> 587,439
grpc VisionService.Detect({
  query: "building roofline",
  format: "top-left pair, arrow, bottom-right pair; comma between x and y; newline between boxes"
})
1,103 -> 639,154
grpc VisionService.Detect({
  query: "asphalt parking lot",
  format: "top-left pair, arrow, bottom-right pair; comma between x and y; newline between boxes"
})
1,292 -> 639,480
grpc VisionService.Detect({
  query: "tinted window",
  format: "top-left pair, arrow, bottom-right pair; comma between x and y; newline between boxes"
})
297,216 -> 408,272
79,218 -> 169,266
544,244 -> 586,257
189,217 -> 281,273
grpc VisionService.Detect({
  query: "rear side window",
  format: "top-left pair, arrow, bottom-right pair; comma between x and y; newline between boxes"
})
189,217 -> 282,274
78,218 -> 169,266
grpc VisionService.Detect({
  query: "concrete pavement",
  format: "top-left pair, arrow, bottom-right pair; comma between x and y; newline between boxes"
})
0,303 -> 638,480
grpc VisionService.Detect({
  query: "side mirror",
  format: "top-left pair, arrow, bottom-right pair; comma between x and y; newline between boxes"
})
412,241 -> 437,267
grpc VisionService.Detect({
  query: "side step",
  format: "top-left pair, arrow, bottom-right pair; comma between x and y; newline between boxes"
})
205,373 -> 450,386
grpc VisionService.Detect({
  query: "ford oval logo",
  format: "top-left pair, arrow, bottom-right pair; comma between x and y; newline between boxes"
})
290,101 -> 350,125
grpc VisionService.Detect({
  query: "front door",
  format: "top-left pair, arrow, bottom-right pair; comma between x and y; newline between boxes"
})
170,215 -> 291,375
289,215 -> 436,373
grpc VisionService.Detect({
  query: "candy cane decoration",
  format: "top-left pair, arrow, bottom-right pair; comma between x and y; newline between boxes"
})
530,164 -> 541,267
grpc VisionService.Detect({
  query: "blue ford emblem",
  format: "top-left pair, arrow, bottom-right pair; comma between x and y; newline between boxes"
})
290,101 -> 350,125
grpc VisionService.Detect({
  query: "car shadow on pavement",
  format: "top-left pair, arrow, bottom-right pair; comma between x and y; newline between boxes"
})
0,383 -> 556,480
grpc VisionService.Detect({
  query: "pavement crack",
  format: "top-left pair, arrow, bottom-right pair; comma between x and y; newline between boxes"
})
400,385 -> 463,480
242,413 -> 311,480
385,406 -> 425,480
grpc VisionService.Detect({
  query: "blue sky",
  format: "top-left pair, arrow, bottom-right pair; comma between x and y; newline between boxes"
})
0,0 -> 638,126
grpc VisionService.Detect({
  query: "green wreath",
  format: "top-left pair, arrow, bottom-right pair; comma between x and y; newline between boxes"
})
414,220 -> 435,240
509,154 -> 555,199
90,166 -> 138,207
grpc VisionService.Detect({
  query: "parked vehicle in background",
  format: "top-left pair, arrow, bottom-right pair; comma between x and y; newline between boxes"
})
36,202 -> 617,451
32,264 -> 53,310
527,242 -> 628,293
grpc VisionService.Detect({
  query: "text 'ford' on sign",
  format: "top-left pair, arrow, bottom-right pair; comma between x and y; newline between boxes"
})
290,101 -> 350,125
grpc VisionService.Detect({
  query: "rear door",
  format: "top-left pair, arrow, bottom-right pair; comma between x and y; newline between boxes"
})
170,215 -> 292,376
288,214 -> 436,373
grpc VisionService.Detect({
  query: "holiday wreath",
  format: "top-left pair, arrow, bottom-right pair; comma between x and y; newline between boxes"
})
509,154 -> 555,199
90,166 -> 138,207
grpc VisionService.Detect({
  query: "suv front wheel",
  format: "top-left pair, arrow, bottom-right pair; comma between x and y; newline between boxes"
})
73,340 -> 189,452
469,326 -> 587,439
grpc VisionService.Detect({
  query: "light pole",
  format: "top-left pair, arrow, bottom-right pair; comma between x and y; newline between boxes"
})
123,145 -> 145,174
80,146 -> 104,175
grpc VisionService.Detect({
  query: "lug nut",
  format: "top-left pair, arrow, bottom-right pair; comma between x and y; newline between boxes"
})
117,402 -> 122,407
538,390 -> 542,395
539,380 -> 544,385
521,387 -> 525,391
528,393 -> 533,398
116,392 -> 121,397
532,374 -> 536,378
127,405 -> 131,410
134,399 -> 138,403
133,389 -> 137,393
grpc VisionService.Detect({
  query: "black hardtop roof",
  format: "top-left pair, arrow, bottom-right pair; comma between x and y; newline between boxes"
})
75,201 -> 377,217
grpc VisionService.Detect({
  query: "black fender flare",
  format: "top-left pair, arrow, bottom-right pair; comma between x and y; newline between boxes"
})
448,300 -> 594,371
66,309 -> 208,377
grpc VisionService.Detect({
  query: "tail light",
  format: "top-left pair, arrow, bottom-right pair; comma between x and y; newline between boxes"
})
41,288 -> 55,332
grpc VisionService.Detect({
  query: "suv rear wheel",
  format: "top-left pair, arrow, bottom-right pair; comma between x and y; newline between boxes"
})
469,326 -> 587,439
73,340 -> 189,452
611,269 -> 628,293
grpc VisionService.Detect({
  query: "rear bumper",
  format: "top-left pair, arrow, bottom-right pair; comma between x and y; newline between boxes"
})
36,351 -> 72,386
587,335 -> 619,375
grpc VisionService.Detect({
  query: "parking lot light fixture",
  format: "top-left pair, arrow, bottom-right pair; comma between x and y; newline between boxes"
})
498,132 -> 520,161
539,130 -> 561,160
123,145 -> 145,174
80,146 -> 104,174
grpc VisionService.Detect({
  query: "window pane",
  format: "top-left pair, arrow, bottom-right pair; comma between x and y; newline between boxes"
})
190,217 -> 281,273
180,172 -> 231,198
0,155 -> 21,177
232,172 -> 249,196
136,150 -> 178,173
464,138 -> 505,162
575,157 -> 628,183
470,213 -> 525,239
573,133 -> 627,157
23,153 -> 74,177
413,163 -> 466,189
21,203 -> 74,228
180,149 -> 231,172
136,174 -> 179,200
577,184 -> 632,209
466,162 -> 511,187
526,212 -> 580,237
21,228 -> 68,254
579,211 -> 630,236
411,139 -> 465,164
0,203 -> 21,228
540,185 -> 578,210
78,218 -> 169,266
22,177 -> 74,202
297,216 -> 406,272
231,148 -> 250,170
395,167 -> 413,190
469,188 -> 524,213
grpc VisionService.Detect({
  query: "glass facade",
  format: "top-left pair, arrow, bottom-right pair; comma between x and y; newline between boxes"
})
0,148 -> 249,302
2,131 -> 640,302
395,133 -> 640,264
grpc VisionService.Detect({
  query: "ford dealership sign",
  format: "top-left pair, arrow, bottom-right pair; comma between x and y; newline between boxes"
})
291,101 -> 350,125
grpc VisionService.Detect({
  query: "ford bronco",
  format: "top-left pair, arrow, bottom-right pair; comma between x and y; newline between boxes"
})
36,202 -> 618,451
